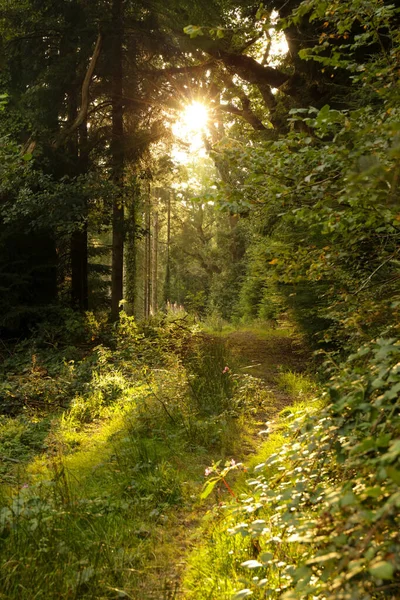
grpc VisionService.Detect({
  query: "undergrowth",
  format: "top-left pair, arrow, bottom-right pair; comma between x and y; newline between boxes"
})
0,312 -> 272,599
184,338 -> 400,600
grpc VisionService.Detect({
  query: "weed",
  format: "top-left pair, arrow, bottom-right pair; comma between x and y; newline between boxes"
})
0,318 -> 311,599
277,370 -> 318,399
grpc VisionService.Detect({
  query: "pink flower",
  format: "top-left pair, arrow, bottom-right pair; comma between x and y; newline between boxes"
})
222,366 -> 230,374
205,467 -> 213,477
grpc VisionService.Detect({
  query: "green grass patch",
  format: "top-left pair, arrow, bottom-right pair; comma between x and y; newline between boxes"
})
183,398 -> 320,600
1,318 -> 278,599
276,370 -> 317,398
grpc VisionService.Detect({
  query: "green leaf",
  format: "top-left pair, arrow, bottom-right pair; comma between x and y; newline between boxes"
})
369,561 -> 394,580
306,552 -> 341,565
254,462 -> 266,472
259,552 -> 273,564
200,477 -> 219,500
383,440 -> 400,462
351,437 -> 375,455
384,381 -> 400,400
241,560 -> 263,569
339,492 -> 357,507
387,467 -> 400,485
183,25 -> 204,38
363,487 -> 382,498
232,589 -> 253,599
250,519 -> 266,532
376,434 -> 391,448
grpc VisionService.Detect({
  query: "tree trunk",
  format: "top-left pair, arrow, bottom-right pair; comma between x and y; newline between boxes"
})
67,81 -> 88,312
125,183 -> 138,316
110,0 -> 124,320
151,210 -> 159,314
164,190 -> 171,305
144,190 -> 151,318
71,120 -> 89,310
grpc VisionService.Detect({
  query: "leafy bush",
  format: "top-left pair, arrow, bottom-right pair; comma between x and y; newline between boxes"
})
193,337 -> 400,599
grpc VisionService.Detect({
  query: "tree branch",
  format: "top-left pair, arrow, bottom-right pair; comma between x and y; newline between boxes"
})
141,60 -> 214,77
191,39 -> 289,89
219,72 -> 269,130
54,33 -> 103,148
219,103 -> 267,130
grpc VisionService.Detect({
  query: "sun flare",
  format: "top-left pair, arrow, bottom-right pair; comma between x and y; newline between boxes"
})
181,102 -> 209,132
171,101 -> 209,162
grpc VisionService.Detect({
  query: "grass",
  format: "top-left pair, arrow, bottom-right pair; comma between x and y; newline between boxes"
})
201,316 -> 296,341
1,405 -> 193,599
276,371 -> 317,399
182,370 -> 323,600
0,313 -> 316,600
0,320 -> 271,600
3,318 -> 397,599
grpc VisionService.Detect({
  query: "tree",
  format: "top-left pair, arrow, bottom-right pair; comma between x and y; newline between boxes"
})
198,0 -> 400,345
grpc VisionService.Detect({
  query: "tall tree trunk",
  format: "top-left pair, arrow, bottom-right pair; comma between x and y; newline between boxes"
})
151,210 -> 159,314
71,119 -> 89,310
164,190 -> 171,305
110,0 -> 124,320
67,83 -> 88,311
144,189 -> 151,318
125,183 -> 138,316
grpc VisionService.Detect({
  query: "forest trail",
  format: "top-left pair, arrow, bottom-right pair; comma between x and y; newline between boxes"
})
225,328 -> 310,411
143,327 -> 312,599
0,326 -> 313,600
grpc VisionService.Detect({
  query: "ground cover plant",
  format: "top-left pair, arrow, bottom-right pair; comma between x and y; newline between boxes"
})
184,339 -> 400,599
0,313 -> 283,599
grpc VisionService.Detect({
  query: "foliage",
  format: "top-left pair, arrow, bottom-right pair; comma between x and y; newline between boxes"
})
0,312 -> 275,598
186,337 -> 400,599
209,0 -> 400,349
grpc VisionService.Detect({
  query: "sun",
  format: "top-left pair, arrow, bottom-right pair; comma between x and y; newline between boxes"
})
171,101 -> 209,163
181,101 -> 209,132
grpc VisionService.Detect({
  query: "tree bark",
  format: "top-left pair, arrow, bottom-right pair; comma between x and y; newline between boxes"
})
71,119 -> 89,310
125,182 -> 138,316
54,33 -> 102,149
164,190 -> 171,304
151,210 -> 159,314
144,188 -> 151,318
110,0 -> 125,320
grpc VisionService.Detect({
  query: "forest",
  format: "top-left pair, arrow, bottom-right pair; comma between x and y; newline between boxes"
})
0,0 -> 399,598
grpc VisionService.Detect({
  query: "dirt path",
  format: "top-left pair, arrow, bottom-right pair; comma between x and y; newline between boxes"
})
225,328 -> 309,411
140,329 -> 311,599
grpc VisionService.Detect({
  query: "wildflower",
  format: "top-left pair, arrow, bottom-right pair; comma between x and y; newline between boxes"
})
222,366 -> 230,374
205,467 -> 213,477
